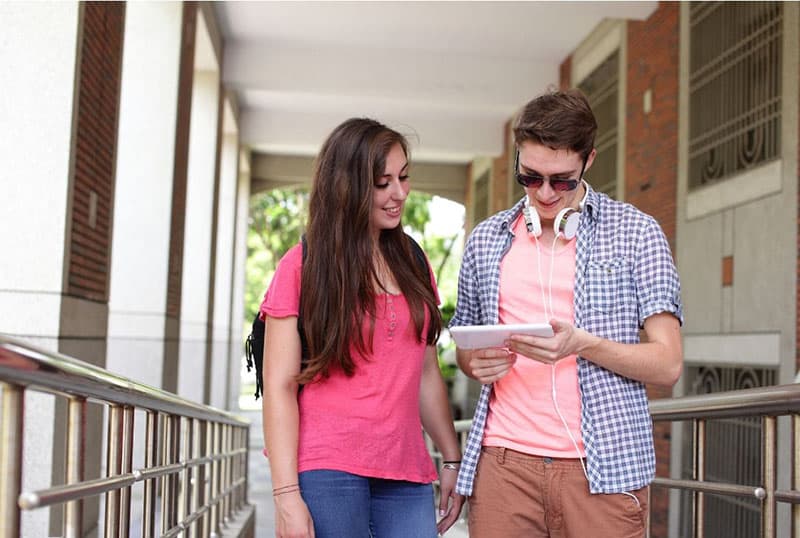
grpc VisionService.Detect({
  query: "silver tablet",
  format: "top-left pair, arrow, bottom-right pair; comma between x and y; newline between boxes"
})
449,323 -> 554,349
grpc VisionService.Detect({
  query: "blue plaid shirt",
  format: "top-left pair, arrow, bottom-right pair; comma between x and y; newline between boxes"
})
451,185 -> 683,495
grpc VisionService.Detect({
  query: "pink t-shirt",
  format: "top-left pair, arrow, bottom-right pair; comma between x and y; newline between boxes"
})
483,216 -> 585,458
259,244 -> 438,483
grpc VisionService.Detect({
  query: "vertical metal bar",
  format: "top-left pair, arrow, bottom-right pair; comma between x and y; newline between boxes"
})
210,422 -> 221,534
762,415 -> 776,538
221,424 -> 230,524
64,397 -> 86,538
119,406 -> 134,538
694,418 -> 706,538
160,413 -> 172,535
178,417 -> 190,533
143,411 -> 157,538
201,420 -> 213,538
105,405 -> 123,537
189,419 -> 202,538
0,383 -> 23,538
793,414 -> 799,537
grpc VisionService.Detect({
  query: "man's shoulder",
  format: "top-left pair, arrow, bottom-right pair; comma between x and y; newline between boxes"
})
472,200 -> 523,235
594,192 -> 658,228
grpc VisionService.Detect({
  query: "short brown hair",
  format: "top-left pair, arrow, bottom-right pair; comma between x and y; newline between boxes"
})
513,88 -> 597,159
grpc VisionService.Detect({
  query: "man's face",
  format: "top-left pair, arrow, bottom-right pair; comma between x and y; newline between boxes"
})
517,141 -> 595,226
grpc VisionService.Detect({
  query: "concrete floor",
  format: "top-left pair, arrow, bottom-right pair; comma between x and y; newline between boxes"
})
241,409 -> 468,537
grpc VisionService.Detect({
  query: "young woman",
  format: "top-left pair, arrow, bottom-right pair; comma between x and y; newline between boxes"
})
260,118 -> 464,538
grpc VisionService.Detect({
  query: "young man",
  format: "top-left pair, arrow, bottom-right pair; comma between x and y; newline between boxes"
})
452,89 -> 683,537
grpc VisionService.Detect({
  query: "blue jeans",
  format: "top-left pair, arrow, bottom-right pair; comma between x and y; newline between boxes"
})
298,469 -> 437,537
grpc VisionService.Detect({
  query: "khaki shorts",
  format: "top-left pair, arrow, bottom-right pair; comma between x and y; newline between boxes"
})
468,446 -> 648,538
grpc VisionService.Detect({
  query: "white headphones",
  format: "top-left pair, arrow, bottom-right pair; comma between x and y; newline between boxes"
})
522,200 -> 580,240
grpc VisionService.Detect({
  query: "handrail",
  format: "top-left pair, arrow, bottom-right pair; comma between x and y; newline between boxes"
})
648,382 -> 800,538
0,335 -> 251,538
649,383 -> 800,420
0,335 -> 248,427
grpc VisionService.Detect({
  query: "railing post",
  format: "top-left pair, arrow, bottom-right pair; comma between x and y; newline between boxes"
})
105,404 -> 123,537
794,414 -> 799,537
160,413 -> 171,535
210,421 -> 221,536
119,406 -> 134,538
222,423 -> 230,525
0,383 -> 23,538
178,417 -> 190,534
64,397 -> 86,538
762,415 -> 777,538
142,411 -> 157,538
189,418 -> 202,538
693,418 -> 706,538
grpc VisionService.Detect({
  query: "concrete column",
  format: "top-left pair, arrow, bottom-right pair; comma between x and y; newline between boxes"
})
229,151 -> 251,410
177,68 -> 220,403
0,2 -> 81,535
107,1 -> 183,390
209,128 -> 239,410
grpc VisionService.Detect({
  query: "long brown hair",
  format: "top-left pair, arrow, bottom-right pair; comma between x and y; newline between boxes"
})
297,118 -> 441,384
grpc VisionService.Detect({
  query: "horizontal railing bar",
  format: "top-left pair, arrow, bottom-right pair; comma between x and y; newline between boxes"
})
649,384 -> 800,421
18,474 -> 136,510
453,419 -> 472,432
133,463 -> 185,482
0,336 -> 248,427
18,443 -> 250,510
160,477 -> 247,538
774,489 -> 800,504
652,477 -> 767,499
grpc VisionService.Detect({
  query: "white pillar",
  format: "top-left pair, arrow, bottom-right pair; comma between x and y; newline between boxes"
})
229,151 -> 251,410
107,1 -> 183,390
177,67 -> 220,403
0,2 -> 81,535
209,128 -> 239,410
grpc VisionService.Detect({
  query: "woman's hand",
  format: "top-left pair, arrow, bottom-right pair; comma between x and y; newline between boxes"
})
436,466 -> 465,535
274,491 -> 315,538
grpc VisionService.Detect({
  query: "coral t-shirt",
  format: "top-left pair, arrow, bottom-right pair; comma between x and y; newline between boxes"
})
259,243 -> 438,483
483,215 -> 585,458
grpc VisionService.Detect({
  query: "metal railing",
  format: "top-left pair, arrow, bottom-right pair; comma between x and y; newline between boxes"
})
435,385 -> 799,537
650,383 -> 800,538
0,335 -> 251,538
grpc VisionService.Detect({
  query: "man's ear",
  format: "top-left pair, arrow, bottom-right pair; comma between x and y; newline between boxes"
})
583,148 -> 598,174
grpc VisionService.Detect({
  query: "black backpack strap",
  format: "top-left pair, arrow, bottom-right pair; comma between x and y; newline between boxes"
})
298,235 -> 310,366
406,234 -> 430,277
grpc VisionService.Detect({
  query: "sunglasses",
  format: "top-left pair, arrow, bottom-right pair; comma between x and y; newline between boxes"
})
514,152 -> 585,192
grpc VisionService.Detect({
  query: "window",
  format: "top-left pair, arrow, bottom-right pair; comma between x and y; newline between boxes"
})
689,2 -> 783,189
578,50 -> 619,199
679,365 -> 777,538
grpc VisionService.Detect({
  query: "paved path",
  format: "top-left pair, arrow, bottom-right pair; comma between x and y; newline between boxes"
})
241,409 -> 468,537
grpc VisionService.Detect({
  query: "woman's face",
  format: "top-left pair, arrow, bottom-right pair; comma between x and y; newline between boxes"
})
370,143 -> 410,235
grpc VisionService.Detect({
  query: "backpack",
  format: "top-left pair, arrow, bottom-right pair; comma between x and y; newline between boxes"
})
244,234 -> 429,400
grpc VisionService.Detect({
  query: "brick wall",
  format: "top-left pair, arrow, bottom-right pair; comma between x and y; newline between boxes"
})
67,2 -> 125,302
560,55 -> 572,89
491,120 -> 511,212
165,2 -> 197,319
627,4 -> 680,537
625,3 -> 680,250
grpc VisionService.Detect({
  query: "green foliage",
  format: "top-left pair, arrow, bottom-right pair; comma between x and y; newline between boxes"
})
244,187 -> 309,326
243,186 -> 465,380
